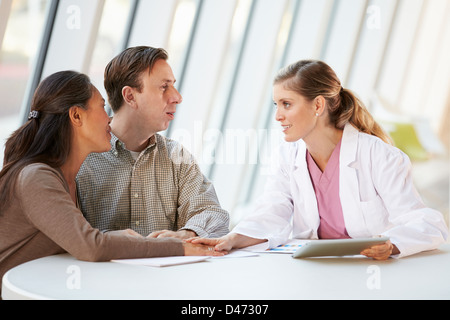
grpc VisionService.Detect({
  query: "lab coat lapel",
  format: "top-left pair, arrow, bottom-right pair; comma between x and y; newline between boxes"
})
339,124 -> 367,238
293,141 -> 320,237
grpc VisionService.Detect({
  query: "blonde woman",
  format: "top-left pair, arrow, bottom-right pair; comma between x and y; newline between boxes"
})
189,60 -> 448,260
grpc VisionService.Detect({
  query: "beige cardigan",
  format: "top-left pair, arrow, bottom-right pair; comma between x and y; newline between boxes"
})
0,163 -> 184,291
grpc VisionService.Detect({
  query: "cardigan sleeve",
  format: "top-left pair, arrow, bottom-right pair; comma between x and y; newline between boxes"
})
17,164 -> 184,261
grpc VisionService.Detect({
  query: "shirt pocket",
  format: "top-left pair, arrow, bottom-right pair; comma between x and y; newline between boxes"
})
359,195 -> 389,235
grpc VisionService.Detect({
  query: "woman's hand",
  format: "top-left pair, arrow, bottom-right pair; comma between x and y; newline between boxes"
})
186,236 -> 234,252
186,233 -> 267,252
360,240 -> 399,260
182,242 -> 227,256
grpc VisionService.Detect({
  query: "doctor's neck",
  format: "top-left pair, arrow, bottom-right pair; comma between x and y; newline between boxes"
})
304,123 -> 343,172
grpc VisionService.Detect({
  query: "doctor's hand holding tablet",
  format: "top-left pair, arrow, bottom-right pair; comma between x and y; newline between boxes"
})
189,60 -> 448,260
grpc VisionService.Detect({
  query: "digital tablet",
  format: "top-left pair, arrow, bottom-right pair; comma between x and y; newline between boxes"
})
292,237 -> 390,258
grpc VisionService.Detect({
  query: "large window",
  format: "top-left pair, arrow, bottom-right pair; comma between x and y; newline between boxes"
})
0,0 -> 448,225
0,0 -> 50,164
89,0 -> 132,100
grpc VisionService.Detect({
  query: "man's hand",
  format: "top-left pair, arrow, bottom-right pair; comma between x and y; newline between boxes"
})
147,229 -> 197,240
107,229 -> 143,237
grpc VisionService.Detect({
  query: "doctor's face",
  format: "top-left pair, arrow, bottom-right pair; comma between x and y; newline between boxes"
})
273,83 -> 318,142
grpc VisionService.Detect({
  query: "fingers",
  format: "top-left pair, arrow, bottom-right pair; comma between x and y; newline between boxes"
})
148,230 -> 180,239
185,237 -> 232,253
147,230 -> 168,238
182,242 -> 228,256
361,241 -> 393,260
209,248 -> 228,257
148,230 -> 197,240
191,238 -> 231,252
125,229 -> 142,237
214,241 -> 232,252
188,237 -> 219,246
107,229 -> 143,237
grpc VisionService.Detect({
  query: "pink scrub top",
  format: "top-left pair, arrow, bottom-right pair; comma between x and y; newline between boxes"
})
306,139 -> 350,239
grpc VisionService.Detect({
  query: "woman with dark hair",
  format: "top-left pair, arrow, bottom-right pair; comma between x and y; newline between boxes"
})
189,60 -> 448,260
0,71 -> 221,291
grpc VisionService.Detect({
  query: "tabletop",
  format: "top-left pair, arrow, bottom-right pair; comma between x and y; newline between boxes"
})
2,244 -> 450,300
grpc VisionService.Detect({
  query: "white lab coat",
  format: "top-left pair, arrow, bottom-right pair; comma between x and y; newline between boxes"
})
233,123 -> 448,257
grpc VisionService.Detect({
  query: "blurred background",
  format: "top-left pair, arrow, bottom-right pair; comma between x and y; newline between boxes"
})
0,0 -> 448,227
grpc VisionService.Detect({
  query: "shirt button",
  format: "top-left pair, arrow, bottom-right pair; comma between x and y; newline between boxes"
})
135,221 -> 140,226
134,193 -> 139,198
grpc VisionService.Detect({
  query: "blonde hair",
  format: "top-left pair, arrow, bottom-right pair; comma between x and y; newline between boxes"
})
274,60 -> 392,145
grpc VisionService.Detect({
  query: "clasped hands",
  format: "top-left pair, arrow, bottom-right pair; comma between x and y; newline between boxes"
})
147,229 -> 228,256
112,228 -> 227,256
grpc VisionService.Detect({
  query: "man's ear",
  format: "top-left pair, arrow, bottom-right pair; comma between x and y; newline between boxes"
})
122,86 -> 137,109
69,106 -> 83,127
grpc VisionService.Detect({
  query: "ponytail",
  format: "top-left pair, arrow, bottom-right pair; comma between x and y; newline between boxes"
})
274,60 -> 392,145
337,88 -> 392,145
0,120 -> 41,212
3,118 -> 40,166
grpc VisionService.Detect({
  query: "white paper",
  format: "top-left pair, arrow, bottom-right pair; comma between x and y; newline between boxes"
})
244,239 -> 311,254
111,256 -> 210,267
212,250 -> 259,259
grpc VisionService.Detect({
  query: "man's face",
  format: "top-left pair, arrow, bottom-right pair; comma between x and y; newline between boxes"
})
134,59 -> 183,134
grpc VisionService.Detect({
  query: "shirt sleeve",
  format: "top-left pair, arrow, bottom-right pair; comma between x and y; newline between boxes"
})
17,165 -> 184,262
172,145 -> 230,238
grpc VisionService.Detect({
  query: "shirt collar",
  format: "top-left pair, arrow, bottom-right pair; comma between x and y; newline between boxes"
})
110,132 -> 157,158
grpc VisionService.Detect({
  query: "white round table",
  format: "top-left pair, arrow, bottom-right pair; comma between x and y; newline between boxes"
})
2,244 -> 450,300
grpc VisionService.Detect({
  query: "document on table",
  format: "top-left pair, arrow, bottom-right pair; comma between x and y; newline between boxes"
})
111,251 -> 259,267
111,256 -> 210,267
211,250 -> 259,259
244,239 -> 311,254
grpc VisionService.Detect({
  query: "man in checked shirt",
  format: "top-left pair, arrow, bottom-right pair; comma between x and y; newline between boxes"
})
76,46 -> 230,240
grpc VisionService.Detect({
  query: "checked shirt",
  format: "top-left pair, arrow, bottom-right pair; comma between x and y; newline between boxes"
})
76,133 -> 230,237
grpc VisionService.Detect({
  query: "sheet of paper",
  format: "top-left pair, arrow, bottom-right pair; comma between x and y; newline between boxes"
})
111,256 -> 210,267
244,239 -> 311,254
212,250 -> 259,259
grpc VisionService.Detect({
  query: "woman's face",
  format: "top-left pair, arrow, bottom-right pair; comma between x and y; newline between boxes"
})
79,87 -> 111,153
273,83 -> 318,142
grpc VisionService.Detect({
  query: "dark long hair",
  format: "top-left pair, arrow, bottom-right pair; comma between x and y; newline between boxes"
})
274,60 -> 392,144
0,70 -> 94,212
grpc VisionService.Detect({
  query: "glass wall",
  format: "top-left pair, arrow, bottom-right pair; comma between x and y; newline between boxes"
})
0,0 -> 50,164
88,0 -> 132,99
1,0 -> 449,225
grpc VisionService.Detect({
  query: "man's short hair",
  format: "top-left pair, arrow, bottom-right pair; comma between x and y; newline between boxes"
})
104,46 -> 168,112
